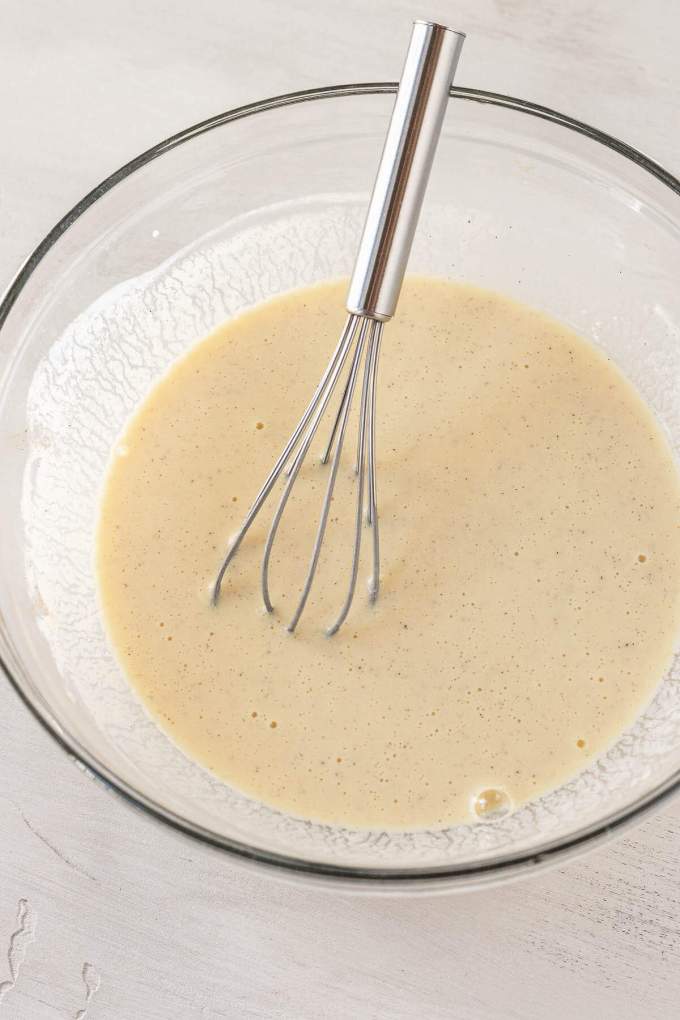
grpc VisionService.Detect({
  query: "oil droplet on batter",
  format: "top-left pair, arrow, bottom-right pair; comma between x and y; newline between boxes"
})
576,738 -> 586,748
472,787 -> 512,820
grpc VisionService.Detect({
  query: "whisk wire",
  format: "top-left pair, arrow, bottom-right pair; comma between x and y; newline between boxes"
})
320,362 -> 354,467
326,319 -> 381,636
286,317 -> 370,632
212,313 -> 358,605
366,327 -> 382,601
260,314 -> 361,614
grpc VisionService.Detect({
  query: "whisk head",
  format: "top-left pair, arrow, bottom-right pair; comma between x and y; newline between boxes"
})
212,313 -> 383,635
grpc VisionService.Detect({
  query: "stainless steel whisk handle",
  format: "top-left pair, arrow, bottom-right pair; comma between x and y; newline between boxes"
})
346,21 -> 465,322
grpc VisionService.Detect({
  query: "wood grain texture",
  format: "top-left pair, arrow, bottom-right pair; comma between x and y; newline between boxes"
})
1,1 -> 679,1016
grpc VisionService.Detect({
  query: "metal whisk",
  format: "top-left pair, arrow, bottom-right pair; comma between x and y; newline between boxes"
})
213,20 -> 465,634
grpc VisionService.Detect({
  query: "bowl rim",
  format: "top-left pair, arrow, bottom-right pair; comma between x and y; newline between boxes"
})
2,83 -> 680,889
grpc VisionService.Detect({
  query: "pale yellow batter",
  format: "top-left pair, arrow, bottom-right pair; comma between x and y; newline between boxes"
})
96,278 -> 680,829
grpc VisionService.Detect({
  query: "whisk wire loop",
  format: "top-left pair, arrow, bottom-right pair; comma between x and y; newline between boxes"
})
327,320 -> 382,635
286,317 -> 371,633
211,313 -> 357,605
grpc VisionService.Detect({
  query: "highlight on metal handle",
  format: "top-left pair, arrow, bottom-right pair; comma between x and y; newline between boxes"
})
346,20 -> 465,322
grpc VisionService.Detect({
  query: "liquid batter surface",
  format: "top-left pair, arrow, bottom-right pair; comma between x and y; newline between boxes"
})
97,278 -> 680,829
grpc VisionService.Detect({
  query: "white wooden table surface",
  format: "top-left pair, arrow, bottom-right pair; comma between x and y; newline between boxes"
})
1,2 -> 679,1017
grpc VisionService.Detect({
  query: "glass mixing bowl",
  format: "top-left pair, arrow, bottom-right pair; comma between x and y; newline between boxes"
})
1,85 -> 680,893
